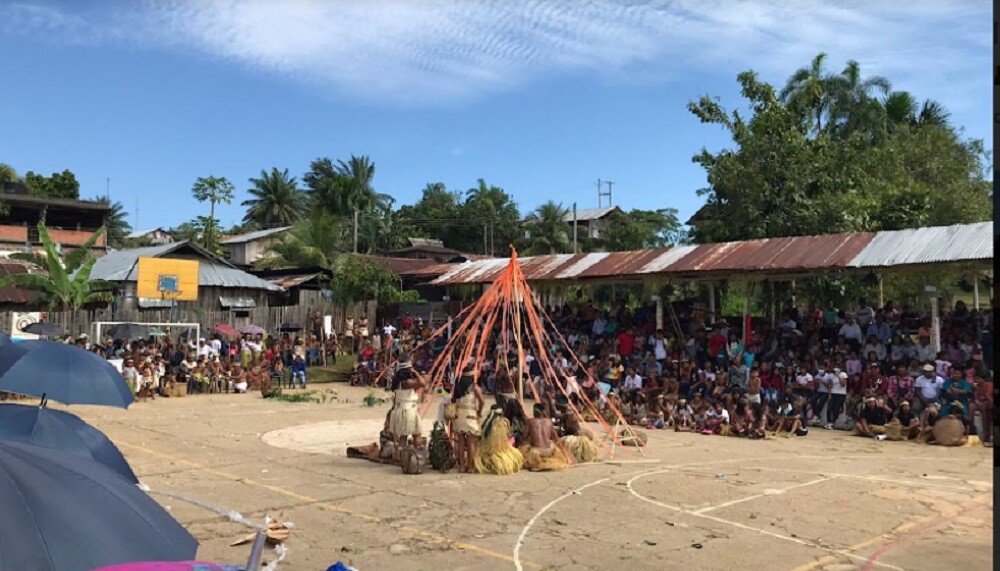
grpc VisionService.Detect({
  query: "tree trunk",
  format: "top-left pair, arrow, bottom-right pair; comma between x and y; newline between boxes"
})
208,201 -> 216,249
353,209 -> 359,254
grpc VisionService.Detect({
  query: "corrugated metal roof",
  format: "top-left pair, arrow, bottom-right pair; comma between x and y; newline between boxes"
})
125,228 -> 172,239
266,273 -> 320,288
220,226 -> 291,244
361,255 -> 442,276
88,242 -> 282,291
429,223 -> 990,285
138,298 -> 174,308
848,222 -> 992,268
0,262 -> 44,304
562,207 -> 618,222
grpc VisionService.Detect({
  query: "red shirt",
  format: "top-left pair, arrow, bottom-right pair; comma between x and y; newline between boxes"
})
361,348 -> 375,361
760,373 -> 782,390
708,334 -> 727,357
617,332 -> 635,357
401,316 -> 414,330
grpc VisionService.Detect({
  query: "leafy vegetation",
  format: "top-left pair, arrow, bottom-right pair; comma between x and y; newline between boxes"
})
242,168 -> 305,228
0,223 -> 114,310
190,175 -> 234,254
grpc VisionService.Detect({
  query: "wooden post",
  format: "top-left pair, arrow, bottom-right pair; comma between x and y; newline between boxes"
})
878,274 -> 884,308
973,274 -> 980,310
930,295 -> 941,353
707,282 -> 716,324
655,297 -> 664,331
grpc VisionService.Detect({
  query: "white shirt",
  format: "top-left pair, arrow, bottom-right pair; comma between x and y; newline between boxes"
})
382,325 -> 397,336
915,375 -> 944,400
830,375 -> 848,395
795,373 -> 813,387
916,343 -> 936,363
651,338 -> 667,360
623,374 -> 643,391
210,339 -> 222,355
197,344 -> 211,358
839,323 -> 863,342
592,318 -> 606,336
856,306 -> 875,327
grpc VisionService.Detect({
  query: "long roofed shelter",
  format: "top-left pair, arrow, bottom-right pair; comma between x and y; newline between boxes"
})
417,222 -> 992,352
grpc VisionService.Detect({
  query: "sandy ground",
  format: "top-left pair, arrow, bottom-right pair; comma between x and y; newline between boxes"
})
59,385 -> 993,571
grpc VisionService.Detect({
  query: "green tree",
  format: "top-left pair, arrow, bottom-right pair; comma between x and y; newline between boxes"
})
255,213 -> 347,269
92,195 -> 131,248
358,200 -> 404,254
0,163 -> 17,186
23,169 -> 80,199
826,59 -> 891,140
327,253 -> 418,305
779,52 -> 836,134
0,222 -> 114,310
522,201 -> 571,255
687,63 -> 990,244
170,220 -> 203,243
242,168 -> 305,228
598,208 -> 684,252
395,183 -> 466,248
190,176 -> 234,252
304,155 -> 390,253
462,178 -> 521,255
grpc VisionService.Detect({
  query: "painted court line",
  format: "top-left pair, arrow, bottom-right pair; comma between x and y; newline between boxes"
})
513,478 -> 610,571
690,478 -> 830,515
626,470 -> 904,571
117,440 -> 538,569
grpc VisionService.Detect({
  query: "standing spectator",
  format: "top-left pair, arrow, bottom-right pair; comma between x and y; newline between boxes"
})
838,316 -> 863,351
826,371 -> 849,429
855,298 -> 875,328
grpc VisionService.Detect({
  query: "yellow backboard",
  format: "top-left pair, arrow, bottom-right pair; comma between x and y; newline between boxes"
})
137,257 -> 199,301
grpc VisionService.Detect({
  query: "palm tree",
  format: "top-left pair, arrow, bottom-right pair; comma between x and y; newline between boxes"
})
255,213 -> 347,269
242,168 -> 305,228
523,201 -> 571,255
826,60 -> 891,137
0,222 -> 115,310
359,200 -> 401,254
881,91 -> 950,129
92,195 -> 131,248
779,52 -> 835,133
190,176 -> 235,251
335,155 -> 390,253
0,163 -> 17,186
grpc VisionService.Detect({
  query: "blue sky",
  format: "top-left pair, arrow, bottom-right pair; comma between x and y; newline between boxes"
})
0,1 -> 991,231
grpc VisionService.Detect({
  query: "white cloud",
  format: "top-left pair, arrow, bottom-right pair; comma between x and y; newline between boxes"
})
3,0 -> 991,110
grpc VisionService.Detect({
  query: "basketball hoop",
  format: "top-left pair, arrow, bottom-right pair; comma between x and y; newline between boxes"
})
158,275 -> 181,309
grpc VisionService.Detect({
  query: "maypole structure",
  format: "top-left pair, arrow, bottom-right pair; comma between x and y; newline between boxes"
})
382,247 -> 638,460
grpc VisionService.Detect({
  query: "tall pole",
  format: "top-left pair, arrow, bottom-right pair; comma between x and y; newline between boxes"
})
973,274 -> 980,310
353,209 -> 359,253
596,179 -> 602,207
708,283 -> 716,324
605,180 -> 614,207
483,223 -> 488,255
572,202 -> 578,253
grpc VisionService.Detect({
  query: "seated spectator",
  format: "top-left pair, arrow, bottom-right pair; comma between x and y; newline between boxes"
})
291,354 -> 307,388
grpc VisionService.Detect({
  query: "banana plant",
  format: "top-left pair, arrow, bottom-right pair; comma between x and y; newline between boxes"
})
0,222 -> 115,310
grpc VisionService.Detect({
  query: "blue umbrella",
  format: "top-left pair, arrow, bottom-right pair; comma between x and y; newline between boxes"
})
0,331 -> 11,346
0,403 -> 137,483
0,340 -> 134,408
0,440 -> 198,571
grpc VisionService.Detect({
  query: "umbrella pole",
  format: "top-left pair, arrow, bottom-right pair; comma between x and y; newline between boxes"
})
246,529 -> 268,569
39,393 -> 47,408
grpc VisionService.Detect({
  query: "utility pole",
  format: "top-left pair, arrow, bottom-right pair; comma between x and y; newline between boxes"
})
596,179 -> 602,207
572,202 -> 578,253
483,223 -> 488,255
106,177 -> 110,200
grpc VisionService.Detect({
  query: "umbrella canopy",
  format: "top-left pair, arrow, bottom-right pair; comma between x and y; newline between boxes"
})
0,331 -> 10,346
0,403 -> 137,483
91,563 -> 242,571
239,325 -> 265,335
213,323 -> 239,337
20,322 -> 64,337
0,341 -> 134,408
106,323 -> 151,340
0,440 -> 198,571
148,326 -> 168,338
278,323 -> 302,332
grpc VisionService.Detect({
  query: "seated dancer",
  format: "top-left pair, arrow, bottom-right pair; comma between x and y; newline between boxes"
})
494,367 -> 518,410
521,404 -> 568,471
916,402 -> 942,443
894,400 -> 920,440
855,396 -> 889,437
451,365 -> 485,474
927,401 -> 970,447
388,354 -> 427,460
